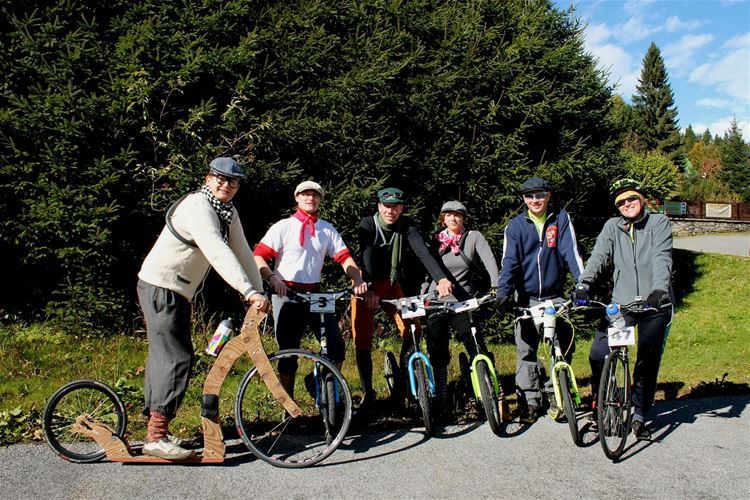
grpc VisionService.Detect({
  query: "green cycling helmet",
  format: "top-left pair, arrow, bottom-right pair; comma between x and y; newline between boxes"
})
609,178 -> 642,198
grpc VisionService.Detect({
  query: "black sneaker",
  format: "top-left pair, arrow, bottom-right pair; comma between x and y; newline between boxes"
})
632,419 -> 652,441
304,371 -> 317,399
520,404 -> 542,423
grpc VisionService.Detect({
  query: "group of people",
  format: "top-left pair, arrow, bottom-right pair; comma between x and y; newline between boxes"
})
136,157 -> 674,459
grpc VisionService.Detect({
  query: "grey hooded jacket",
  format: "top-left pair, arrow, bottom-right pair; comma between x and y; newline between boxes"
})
579,209 -> 673,305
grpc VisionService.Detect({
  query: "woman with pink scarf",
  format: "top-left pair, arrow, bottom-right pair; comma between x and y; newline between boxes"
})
425,201 -> 499,419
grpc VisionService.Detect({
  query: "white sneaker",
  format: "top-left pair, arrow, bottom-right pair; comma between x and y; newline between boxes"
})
142,438 -> 194,460
165,434 -> 187,447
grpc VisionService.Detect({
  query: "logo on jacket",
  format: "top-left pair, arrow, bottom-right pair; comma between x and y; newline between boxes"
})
546,225 -> 558,248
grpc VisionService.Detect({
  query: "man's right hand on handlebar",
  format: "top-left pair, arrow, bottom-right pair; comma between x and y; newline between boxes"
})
493,294 -> 512,312
364,290 -> 380,309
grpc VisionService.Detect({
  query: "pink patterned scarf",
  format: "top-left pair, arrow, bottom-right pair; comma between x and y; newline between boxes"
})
437,228 -> 464,254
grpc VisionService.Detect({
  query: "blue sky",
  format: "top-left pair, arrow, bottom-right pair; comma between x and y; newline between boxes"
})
553,0 -> 750,141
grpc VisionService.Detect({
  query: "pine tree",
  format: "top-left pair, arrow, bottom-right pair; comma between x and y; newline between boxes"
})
719,117 -> 750,201
632,42 -> 682,166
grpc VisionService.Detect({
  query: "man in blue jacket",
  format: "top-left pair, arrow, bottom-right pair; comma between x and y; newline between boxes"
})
496,177 -> 584,422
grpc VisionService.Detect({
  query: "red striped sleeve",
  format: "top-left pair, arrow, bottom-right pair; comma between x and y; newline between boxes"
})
332,248 -> 351,265
253,242 -> 278,259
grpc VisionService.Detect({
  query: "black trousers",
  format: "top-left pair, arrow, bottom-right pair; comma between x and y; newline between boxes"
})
589,307 -> 672,419
272,296 -> 345,375
426,311 -> 491,369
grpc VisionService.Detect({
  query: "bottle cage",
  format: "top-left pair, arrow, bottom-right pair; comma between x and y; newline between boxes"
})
166,191 -> 200,248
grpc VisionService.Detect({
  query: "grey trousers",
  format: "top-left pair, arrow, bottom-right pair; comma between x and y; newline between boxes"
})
515,298 -> 574,407
137,279 -> 193,419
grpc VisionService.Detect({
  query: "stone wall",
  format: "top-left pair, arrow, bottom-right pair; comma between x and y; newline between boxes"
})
670,218 -> 750,237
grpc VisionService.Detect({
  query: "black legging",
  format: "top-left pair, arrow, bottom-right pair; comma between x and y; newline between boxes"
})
589,307 -> 672,419
426,311 -> 492,368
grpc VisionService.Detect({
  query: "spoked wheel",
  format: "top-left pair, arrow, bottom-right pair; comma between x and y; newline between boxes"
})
558,369 -> 580,446
235,349 -> 352,468
597,350 -> 631,460
413,359 -> 434,436
475,361 -> 501,435
384,351 -> 402,404
43,379 -> 127,463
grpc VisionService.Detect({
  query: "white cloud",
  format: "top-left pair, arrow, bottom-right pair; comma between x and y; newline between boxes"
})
584,38 -> 641,97
624,0 -> 657,15
584,22 -> 612,46
689,33 -> 750,101
613,15 -> 659,43
693,118 -> 750,141
664,16 -> 705,33
664,34 -> 714,72
696,98 -> 733,109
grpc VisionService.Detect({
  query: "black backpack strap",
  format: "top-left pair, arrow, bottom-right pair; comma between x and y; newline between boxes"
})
165,191 -> 200,248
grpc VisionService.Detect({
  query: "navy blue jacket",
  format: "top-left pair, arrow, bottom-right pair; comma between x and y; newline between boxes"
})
498,208 -> 584,303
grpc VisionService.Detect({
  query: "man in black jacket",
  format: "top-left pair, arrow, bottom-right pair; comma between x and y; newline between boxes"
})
350,188 -> 452,411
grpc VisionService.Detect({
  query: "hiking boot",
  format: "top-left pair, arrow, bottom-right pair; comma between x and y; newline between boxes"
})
632,419 -> 652,441
520,404 -> 542,424
142,438 -> 195,460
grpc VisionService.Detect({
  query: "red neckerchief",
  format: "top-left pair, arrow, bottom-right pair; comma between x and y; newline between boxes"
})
293,208 -> 318,246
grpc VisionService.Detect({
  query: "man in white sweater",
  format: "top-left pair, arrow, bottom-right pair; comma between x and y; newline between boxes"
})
137,157 -> 268,459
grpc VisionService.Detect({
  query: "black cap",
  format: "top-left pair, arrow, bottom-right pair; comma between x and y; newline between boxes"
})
518,176 -> 551,194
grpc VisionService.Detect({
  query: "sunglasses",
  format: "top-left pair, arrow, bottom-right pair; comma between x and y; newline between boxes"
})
522,191 -> 549,200
615,195 -> 640,208
211,173 -> 240,188
381,191 -> 403,200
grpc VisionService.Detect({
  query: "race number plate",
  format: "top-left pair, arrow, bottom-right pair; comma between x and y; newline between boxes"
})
310,293 -> 336,314
607,326 -> 635,347
398,297 -> 426,319
453,298 -> 479,313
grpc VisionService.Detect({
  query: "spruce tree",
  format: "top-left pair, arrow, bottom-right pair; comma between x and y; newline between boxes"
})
632,42 -> 682,165
719,117 -> 750,201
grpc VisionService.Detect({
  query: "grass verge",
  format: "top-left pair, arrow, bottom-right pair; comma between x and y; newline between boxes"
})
1,250 -> 747,446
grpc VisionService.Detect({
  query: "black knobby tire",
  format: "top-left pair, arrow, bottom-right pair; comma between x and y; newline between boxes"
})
597,350 -> 631,460
476,361 -> 501,435
384,351 -> 402,404
235,349 -> 352,468
558,368 -> 580,446
43,379 -> 127,463
414,359 -> 433,436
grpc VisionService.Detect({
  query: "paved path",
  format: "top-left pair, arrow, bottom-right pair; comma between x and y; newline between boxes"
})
673,232 -> 750,256
2,395 -> 748,499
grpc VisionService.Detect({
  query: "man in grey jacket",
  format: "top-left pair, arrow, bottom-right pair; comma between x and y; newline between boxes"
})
137,157 -> 268,459
574,178 -> 674,441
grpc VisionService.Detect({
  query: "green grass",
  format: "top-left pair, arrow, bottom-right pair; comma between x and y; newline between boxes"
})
1,249 -> 747,444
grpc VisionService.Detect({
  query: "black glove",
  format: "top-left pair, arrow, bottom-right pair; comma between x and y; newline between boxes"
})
573,282 -> 590,305
493,294 -> 511,311
645,289 -> 667,309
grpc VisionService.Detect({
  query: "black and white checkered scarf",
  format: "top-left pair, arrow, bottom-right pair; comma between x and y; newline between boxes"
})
201,185 -> 234,243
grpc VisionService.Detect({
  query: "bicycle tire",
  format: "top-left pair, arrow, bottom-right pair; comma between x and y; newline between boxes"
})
384,351 -> 402,403
235,349 -> 352,468
322,371 -> 337,444
414,359 -> 434,436
558,368 -> 580,446
458,352 -> 472,396
597,350 -> 631,460
476,361 -> 501,435
43,379 -> 127,463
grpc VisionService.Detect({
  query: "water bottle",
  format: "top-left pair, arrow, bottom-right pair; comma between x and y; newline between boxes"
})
206,318 -> 233,356
543,305 -> 556,339
606,303 -> 626,330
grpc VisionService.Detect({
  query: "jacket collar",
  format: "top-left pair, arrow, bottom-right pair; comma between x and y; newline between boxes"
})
617,208 -> 650,233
